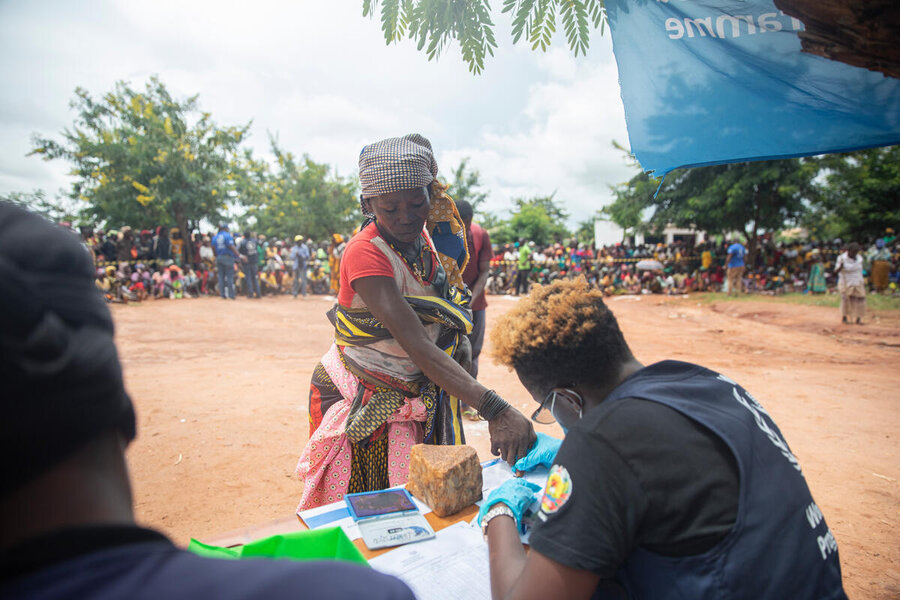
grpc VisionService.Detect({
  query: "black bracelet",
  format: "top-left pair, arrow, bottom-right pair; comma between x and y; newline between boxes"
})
478,389 -> 511,421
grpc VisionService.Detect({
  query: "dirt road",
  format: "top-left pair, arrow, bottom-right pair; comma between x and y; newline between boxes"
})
113,293 -> 899,599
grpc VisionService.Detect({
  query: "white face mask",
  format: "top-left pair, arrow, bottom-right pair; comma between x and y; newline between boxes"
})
550,389 -> 583,435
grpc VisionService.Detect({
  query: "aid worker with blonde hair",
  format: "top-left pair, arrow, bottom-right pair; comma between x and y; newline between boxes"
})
479,279 -> 846,600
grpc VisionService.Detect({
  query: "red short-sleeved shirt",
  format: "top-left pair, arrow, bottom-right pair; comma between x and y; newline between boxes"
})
337,223 -> 396,307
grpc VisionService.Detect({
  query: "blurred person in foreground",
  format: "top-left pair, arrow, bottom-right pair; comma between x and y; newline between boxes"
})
478,279 -> 846,600
295,134 -> 534,510
0,202 -> 414,600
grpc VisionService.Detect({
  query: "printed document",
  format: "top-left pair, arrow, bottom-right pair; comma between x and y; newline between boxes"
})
369,521 -> 491,600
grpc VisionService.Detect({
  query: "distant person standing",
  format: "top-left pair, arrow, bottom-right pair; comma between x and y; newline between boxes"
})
116,226 -> 135,262
212,223 -> 240,300
170,228 -> 184,266
835,242 -> 866,324
701,243 -> 713,270
456,200 -> 492,379
153,226 -> 171,262
807,249 -> 827,294
515,239 -> 532,296
290,235 -> 311,298
726,238 -> 746,296
99,230 -> 117,262
867,238 -> 893,294
239,230 -> 262,299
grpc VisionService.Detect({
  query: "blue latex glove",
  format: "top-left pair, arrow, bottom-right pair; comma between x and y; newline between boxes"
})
478,478 -> 542,533
513,432 -> 563,473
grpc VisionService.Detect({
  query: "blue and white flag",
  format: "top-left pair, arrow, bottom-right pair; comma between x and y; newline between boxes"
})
605,0 -> 900,178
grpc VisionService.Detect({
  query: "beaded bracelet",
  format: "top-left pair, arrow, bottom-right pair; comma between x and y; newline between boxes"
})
478,389 -> 511,421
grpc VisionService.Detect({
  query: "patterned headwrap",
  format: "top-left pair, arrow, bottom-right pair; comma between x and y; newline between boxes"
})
359,134 -> 438,198
357,133 -> 469,291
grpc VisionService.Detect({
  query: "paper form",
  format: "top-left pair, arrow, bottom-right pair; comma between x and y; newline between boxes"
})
369,521 -> 492,600
479,458 -> 550,497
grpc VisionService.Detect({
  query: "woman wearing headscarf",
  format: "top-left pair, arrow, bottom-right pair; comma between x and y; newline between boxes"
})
835,242 -> 866,324
807,249 -> 826,294
296,134 -> 534,509
867,238 -> 893,293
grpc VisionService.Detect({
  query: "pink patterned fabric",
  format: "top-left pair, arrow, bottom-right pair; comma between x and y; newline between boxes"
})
296,344 -> 427,511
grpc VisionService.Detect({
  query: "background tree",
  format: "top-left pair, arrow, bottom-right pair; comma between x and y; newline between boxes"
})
442,158 -> 488,210
805,146 -> 900,241
362,0 -> 606,73
242,139 -> 359,242
476,209 -> 505,232
661,159 -> 817,260
607,156 -> 818,260
574,213 -> 601,245
601,142 -> 653,240
30,76 -> 248,264
604,172 -> 654,240
492,193 -> 570,245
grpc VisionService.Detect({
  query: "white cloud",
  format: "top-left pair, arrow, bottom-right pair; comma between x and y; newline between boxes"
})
0,1 -> 638,226
442,36 -> 635,226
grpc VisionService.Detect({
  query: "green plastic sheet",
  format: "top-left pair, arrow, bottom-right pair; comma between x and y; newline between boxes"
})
188,526 -> 367,566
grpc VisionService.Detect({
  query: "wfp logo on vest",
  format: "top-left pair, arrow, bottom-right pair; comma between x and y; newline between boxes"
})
716,374 -> 801,472
806,501 -> 839,561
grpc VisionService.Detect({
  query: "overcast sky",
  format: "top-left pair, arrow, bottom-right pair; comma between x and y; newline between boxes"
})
0,0 -> 636,227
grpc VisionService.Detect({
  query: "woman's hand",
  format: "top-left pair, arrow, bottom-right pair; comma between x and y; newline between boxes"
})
353,275 -> 535,462
489,408 -> 537,465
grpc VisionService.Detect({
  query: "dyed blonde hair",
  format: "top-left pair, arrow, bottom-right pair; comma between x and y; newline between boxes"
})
491,278 -> 632,392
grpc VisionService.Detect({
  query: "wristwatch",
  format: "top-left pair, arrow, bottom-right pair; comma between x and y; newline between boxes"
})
481,503 -> 515,539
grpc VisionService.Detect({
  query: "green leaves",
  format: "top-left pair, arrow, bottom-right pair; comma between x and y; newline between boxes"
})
30,76 -> 248,236
239,137 -> 359,242
441,157 -> 489,209
806,147 -> 900,240
489,193 -> 570,245
27,76 -> 363,246
607,145 -> 822,257
559,1 -> 592,57
364,0 -> 606,73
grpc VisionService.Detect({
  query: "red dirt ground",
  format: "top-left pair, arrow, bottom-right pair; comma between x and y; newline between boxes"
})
113,292 -> 899,599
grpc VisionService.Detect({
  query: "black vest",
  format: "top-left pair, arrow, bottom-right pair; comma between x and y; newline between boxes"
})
603,361 -> 846,600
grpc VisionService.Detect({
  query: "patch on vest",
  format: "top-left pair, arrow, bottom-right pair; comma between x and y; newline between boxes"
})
540,464 -> 572,515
